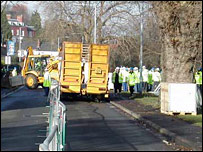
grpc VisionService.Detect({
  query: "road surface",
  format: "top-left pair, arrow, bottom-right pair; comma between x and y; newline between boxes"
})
1,87 -> 48,151
64,98 -> 174,151
1,87 -> 174,151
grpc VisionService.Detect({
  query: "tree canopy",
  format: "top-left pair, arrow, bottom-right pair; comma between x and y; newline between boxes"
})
1,10 -> 12,43
30,10 -> 42,37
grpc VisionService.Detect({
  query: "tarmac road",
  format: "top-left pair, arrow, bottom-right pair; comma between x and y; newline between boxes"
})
1,87 -> 49,151
64,99 -> 175,151
1,86 -> 175,151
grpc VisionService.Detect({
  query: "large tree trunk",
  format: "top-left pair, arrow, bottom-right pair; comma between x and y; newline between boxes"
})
152,1 -> 202,83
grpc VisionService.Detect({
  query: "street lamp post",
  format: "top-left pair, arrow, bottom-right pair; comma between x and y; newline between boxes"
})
72,3 -> 97,44
19,27 -> 22,62
58,37 -> 60,49
139,3 -> 144,95
94,4 -> 97,44
1,34 -> 3,46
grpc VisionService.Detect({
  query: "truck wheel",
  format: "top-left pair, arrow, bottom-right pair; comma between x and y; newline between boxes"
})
25,74 -> 38,89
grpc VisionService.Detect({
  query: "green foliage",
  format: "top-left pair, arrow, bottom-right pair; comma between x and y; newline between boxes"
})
11,55 -> 19,63
30,10 -> 42,37
1,10 -> 12,42
1,59 -> 5,66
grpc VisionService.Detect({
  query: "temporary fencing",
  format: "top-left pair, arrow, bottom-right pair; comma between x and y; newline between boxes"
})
39,80 -> 66,151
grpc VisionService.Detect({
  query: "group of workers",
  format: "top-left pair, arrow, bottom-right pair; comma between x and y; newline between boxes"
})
112,66 -> 202,97
112,66 -> 161,96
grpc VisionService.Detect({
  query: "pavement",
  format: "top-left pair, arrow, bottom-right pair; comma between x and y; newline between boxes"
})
110,93 -> 202,151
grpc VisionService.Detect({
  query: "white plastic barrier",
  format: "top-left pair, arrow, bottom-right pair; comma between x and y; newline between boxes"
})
108,73 -> 114,90
161,83 -> 200,115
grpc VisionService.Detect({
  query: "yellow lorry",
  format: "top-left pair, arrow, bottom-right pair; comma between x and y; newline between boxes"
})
59,42 -> 110,101
21,46 -> 50,89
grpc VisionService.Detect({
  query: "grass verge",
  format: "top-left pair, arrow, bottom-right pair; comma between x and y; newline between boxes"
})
121,92 -> 202,128
176,115 -> 202,127
136,96 -> 160,109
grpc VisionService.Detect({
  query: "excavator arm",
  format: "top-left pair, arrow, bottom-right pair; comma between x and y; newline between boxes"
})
22,46 -> 34,77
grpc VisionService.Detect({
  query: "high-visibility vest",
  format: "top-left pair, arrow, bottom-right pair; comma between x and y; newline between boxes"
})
200,72 -> 202,85
137,72 -> 140,83
128,72 -> 136,86
50,70 -> 59,81
195,71 -> 202,85
148,71 -> 153,85
112,71 -> 123,83
43,72 -> 51,87
134,71 -> 139,83
36,62 -> 41,67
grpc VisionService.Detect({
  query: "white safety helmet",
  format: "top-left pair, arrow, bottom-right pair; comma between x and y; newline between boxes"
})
134,67 -> 138,70
156,68 -> 159,71
142,66 -> 146,69
116,67 -> 120,70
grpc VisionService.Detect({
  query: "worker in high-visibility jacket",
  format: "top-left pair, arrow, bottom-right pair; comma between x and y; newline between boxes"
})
147,68 -> 154,92
195,68 -> 202,95
49,63 -> 59,85
43,68 -> 51,96
152,68 -> 161,91
133,67 -> 139,93
12,67 -> 17,77
122,67 -> 129,92
112,67 -> 123,95
128,67 -> 136,96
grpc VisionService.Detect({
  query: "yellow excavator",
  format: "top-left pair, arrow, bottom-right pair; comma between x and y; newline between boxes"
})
21,46 -> 51,89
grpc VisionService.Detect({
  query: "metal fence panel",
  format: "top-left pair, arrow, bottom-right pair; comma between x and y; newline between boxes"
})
39,82 -> 66,151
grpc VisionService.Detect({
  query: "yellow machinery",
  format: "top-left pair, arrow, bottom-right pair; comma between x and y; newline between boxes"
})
60,42 -> 82,93
86,44 -> 109,99
21,46 -> 51,89
59,42 -> 110,101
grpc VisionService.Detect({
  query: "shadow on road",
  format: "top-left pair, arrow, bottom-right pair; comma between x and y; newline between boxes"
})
1,123 -> 47,151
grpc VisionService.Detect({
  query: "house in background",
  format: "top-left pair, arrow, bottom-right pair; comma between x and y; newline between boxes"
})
6,14 -> 36,41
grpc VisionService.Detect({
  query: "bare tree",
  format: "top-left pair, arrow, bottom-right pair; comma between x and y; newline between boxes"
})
38,1 -> 168,71
39,1 -> 138,44
151,1 -> 202,83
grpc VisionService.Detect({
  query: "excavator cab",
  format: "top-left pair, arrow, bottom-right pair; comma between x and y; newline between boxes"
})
22,46 -> 51,89
27,56 -> 48,77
